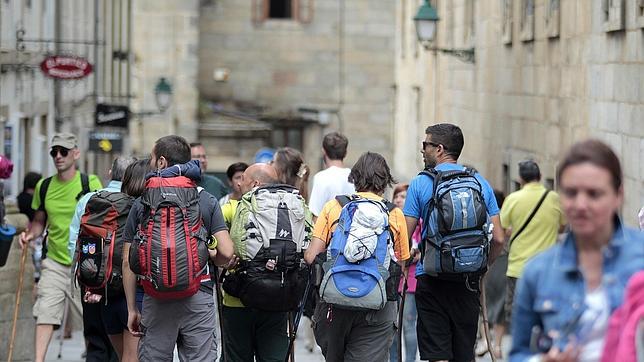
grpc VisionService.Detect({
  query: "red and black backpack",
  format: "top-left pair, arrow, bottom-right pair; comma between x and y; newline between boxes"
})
128,176 -> 210,299
75,191 -> 133,296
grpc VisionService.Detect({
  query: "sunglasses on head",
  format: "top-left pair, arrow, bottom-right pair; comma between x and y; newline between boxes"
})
50,147 -> 70,158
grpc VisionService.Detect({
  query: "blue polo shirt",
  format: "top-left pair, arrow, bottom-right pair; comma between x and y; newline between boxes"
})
403,162 -> 500,277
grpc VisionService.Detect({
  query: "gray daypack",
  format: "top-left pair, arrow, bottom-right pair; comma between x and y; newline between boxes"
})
226,184 -> 312,311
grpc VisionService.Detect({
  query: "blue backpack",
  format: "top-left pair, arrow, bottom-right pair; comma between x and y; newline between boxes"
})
319,195 -> 395,311
421,168 -> 490,276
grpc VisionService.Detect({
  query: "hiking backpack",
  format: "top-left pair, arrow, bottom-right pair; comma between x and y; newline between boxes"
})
319,195 -> 396,311
128,176 -> 210,299
75,191 -> 133,296
420,168 -> 490,276
226,184 -> 312,312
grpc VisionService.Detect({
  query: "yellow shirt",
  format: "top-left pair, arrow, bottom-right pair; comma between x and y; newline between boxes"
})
220,199 -> 245,307
313,192 -> 411,262
500,183 -> 566,278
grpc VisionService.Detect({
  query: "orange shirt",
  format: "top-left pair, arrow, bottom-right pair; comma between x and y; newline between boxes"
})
312,192 -> 410,262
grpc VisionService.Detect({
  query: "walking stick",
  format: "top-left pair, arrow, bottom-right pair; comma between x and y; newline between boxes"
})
284,268 -> 312,362
57,297 -> 70,359
480,274 -> 497,362
397,272 -> 408,362
7,243 -> 29,362
214,267 -> 227,362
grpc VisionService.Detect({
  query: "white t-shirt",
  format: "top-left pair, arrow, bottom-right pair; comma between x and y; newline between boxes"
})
578,286 -> 610,362
309,166 -> 355,216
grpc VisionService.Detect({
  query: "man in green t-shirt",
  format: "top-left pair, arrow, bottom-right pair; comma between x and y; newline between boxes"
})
19,133 -> 102,362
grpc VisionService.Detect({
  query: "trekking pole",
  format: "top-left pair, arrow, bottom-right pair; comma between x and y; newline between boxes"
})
397,270 -> 408,362
479,274 -> 497,362
7,243 -> 28,362
213,267 -> 227,362
287,312 -> 295,362
57,297 -> 70,359
284,269 -> 312,362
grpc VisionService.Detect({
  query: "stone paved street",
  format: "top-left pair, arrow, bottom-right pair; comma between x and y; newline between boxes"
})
44,317 -> 510,362
45,317 -> 326,362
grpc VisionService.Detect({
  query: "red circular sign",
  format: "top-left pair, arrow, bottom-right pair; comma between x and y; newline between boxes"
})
40,56 -> 93,80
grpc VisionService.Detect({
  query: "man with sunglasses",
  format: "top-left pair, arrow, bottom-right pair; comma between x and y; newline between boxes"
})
19,133 -> 102,362
403,123 -> 505,362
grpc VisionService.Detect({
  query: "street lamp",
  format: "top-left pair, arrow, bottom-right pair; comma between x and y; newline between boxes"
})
154,77 -> 173,113
414,0 -> 476,63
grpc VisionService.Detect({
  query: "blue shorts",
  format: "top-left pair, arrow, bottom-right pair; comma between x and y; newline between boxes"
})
101,289 -> 144,335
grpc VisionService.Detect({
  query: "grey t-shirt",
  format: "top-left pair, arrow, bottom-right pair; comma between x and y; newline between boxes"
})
123,190 -> 227,293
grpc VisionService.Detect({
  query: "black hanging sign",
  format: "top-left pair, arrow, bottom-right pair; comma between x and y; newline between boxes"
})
95,104 -> 129,128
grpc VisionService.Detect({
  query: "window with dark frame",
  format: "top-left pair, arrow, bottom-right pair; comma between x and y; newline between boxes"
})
269,0 -> 293,19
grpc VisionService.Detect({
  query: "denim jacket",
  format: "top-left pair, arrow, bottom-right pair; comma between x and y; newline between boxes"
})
510,219 -> 644,361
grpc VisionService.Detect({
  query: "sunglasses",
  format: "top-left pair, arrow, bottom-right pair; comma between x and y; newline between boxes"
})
422,141 -> 445,150
50,147 -> 70,158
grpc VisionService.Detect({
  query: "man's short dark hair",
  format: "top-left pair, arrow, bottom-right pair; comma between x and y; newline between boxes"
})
189,142 -> 203,148
425,123 -> 464,160
322,132 -> 349,160
348,152 -> 395,194
519,160 -> 541,183
23,171 -> 42,190
154,136 -> 191,166
226,162 -> 248,180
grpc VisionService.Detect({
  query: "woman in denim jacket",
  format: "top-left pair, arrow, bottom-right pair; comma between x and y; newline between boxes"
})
510,140 -> 644,362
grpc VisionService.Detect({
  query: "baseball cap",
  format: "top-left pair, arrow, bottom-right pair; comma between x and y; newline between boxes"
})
51,133 -> 78,149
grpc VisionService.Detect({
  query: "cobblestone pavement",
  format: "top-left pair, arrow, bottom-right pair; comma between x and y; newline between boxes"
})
44,318 -> 326,362
43,299 -> 510,362
45,326 -> 510,362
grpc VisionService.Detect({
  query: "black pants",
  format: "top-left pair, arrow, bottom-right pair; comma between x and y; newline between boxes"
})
81,291 -> 118,362
415,275 -> 480,362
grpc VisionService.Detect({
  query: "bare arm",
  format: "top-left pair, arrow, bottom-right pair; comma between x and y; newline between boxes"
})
488,215 -> 505,264
211,229 -> 234,266
405,216 -> 419,248
19,210 -> 46,248
304,237 -> 326,265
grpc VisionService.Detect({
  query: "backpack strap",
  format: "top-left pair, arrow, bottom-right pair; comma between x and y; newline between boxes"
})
38,176 -> 54,211
383,200 -> 396,212
508,189 -> 550,251
335,195 -> 353,207
76,173 -> 91,201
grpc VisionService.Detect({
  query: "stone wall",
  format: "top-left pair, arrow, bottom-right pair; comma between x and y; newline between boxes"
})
395,0 -> 644,226
130,0 -> 201,155
0,208 -> 33,362
198,0 -> 396,169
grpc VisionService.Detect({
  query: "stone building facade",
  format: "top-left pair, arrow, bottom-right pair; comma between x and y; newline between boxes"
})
394,0 -> 644,226
129,0 -> 201,156
197,0 -> 396,173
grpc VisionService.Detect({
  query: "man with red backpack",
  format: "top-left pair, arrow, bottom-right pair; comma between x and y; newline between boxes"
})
69,156 -> 137,361
121,135 -> 234,361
